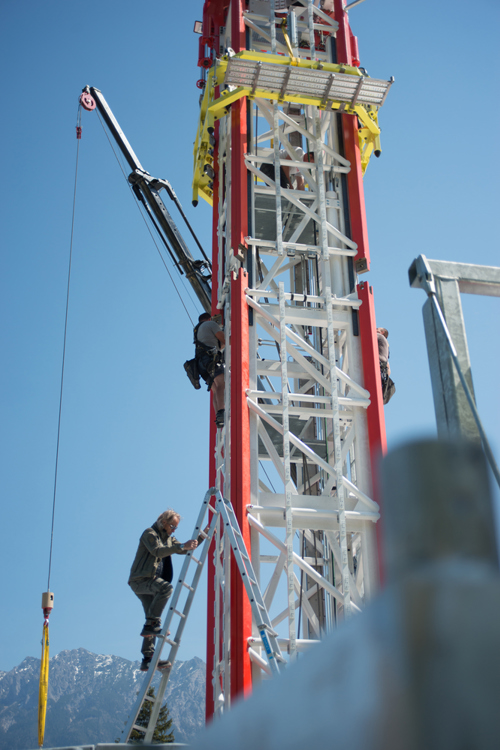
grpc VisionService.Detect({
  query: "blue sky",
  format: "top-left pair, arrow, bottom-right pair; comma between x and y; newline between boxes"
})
0,0 -> 499,674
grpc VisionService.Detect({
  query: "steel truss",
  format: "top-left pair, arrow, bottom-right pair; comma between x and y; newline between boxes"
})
201,0 -> 390,719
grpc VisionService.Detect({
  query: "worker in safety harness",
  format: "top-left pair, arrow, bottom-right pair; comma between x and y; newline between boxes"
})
260,146 -> 305,191
194,312 -> 225,427
128,509 -> 208,672
377,327 -> 395,405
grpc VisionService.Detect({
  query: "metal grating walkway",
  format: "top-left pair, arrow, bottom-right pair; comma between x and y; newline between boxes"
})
224,57 -> 393,108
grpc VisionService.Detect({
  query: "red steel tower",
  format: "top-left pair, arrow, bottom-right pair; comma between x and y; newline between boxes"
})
193,0 -> 391,719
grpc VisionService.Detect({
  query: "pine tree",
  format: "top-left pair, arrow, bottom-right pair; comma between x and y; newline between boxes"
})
130,686 -> 175,744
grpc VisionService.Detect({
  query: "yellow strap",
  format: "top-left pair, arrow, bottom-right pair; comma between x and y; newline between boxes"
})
281,20 -> 299,66
38,623 -> 50,747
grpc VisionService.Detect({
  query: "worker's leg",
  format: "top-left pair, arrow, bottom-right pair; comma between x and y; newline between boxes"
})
128,587 -> 156,661
135,591 -> 153,619
141,635 -> 155,659
136,595 -> 157,662
130,577 -> 173,620
211,373 -> 225,413
145,578 -> 173,620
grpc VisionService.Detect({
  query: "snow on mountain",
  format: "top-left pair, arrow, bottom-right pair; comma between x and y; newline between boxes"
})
0,648 -> 205,749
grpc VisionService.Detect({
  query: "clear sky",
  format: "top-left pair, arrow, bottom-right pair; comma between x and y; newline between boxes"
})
1,0 -> 499,674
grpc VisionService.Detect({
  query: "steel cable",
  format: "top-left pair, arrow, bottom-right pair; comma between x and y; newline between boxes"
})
46,104 -> 82,590
95,109 -> 198,326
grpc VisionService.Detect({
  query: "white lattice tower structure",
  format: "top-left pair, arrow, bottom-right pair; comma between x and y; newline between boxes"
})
193,0 -> 390,718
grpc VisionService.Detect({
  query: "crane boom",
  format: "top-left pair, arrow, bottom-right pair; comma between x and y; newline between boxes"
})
80,85 -> 212,313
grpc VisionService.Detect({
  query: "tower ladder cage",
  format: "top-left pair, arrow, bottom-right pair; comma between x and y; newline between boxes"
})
198,0 -> 390,719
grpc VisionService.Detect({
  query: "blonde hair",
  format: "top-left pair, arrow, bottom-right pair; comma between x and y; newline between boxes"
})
157,509 -> 181,528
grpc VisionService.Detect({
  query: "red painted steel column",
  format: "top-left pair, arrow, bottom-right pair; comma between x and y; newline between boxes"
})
205,120 -> 221,723
334,0 -> 387,583
357,281 -> 387,582
333,0 -> 370,272
230,270 -> 253,701
229,0 -> 253,702
334,0 -> 384,452
357,282 -> 387,462
342,117 -> 370,271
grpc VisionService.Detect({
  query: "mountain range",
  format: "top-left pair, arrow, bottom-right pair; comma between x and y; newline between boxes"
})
0,648 -> 206,749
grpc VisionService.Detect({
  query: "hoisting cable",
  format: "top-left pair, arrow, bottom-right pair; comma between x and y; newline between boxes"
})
259,461 -> 277,493
167,185 -> 211,266
94,108 -> 198,326
38,102 -> 82,749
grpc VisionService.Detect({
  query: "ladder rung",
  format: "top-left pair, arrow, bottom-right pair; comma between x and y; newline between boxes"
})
144,694 -> 155,703
165,638 -> 177,647
248,577 -> 257,586
182,581 -> 195,591
158,631 -> 172,640
259,624 -> 279,638
132,724 -> 146,733
191,555 -> 203,565
174,609 -> 186,619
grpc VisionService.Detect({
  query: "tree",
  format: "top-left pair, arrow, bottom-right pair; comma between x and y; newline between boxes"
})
130,686 -> 175,744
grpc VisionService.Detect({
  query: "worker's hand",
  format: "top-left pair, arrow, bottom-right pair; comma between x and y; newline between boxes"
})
183,539 -> 198,551
203,524 -> 210,535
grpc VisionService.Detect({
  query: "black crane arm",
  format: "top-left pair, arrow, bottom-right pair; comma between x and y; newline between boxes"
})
80,86 -> 212,314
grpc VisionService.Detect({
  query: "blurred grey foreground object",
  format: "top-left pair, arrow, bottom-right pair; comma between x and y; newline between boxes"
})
191,440 -> 500,750
33,744 -> 187,749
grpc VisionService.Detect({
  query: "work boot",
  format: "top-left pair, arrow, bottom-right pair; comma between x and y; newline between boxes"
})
215,409 -> 225,427
184,360 -> 201,390
157,660 -> 172,671
141,621 -> 161,637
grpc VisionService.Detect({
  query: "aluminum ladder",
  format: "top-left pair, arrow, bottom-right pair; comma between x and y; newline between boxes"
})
214,490 -> 286,678
122,488 -> 281,743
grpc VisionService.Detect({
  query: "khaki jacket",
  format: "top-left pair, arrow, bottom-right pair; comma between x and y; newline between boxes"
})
128,521 -> 187,583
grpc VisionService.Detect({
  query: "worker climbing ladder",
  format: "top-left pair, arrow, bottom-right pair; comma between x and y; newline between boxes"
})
194,0 -> 391,718
121,488 -> 282,743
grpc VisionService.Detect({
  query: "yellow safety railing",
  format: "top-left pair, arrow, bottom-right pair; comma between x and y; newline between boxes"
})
192,51 -> 385,205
